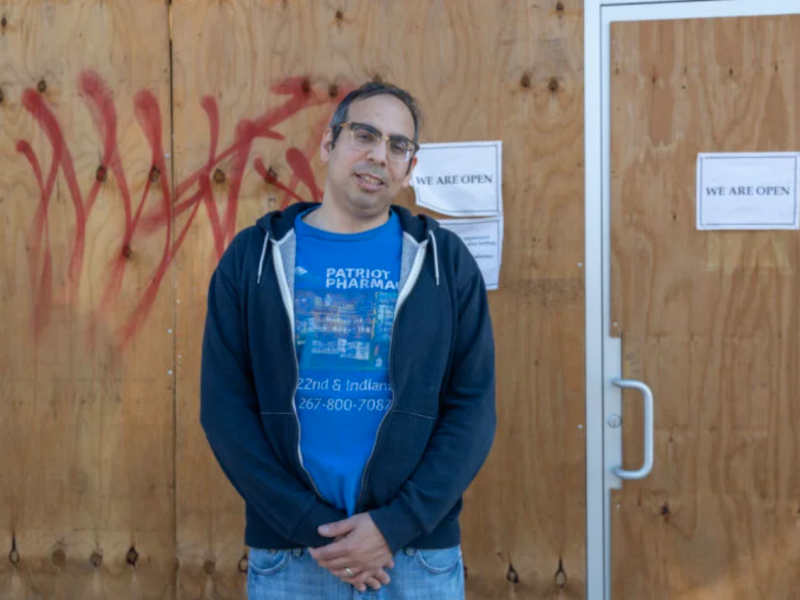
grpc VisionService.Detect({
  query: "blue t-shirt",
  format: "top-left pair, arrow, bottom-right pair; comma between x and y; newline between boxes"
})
293,209 -> 402,515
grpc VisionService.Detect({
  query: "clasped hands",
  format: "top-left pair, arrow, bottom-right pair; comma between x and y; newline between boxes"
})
308,513 -> 394,592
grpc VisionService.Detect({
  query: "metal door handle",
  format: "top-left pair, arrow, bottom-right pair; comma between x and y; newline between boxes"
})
609,378 -> 654,480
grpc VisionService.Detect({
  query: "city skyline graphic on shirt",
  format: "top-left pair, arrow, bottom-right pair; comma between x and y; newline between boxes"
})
295,268 -> 398,371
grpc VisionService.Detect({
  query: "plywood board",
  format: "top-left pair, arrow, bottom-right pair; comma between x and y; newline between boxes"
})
171,1 -> 586,599
611,15 -> 800,599
0,1 -> 174,598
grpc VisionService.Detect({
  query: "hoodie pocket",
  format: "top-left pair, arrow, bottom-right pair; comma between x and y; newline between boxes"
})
364,410 -> 438,505
258,412 -> 300,466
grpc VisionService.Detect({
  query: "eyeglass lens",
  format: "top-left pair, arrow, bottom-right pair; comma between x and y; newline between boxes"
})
349,123 -> 412,161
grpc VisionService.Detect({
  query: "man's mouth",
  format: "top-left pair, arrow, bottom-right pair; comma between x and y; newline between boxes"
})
354,172 -> 385,189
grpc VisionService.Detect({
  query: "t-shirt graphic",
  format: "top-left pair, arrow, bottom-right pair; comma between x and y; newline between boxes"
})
293,209 -> 402,515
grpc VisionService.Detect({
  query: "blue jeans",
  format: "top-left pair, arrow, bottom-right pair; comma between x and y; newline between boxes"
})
247,545 -> 464,600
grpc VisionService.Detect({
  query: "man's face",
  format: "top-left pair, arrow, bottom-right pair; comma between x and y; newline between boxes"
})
319,94 -> 417,219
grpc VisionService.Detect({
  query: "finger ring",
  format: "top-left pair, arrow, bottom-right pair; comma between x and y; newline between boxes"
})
345,567 -> 355,577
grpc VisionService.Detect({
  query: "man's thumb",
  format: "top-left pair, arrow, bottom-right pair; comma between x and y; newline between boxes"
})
318,517 -> 354,538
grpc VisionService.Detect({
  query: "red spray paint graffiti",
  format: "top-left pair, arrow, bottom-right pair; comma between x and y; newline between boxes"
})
17,70 -> 350,348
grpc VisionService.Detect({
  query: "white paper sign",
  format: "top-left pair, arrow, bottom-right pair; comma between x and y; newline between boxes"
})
697,153 -> 800,230
439,217 -> 503,290
412,141 -> 502,216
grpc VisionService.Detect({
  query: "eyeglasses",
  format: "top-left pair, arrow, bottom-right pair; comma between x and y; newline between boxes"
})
336,122 -> 419,163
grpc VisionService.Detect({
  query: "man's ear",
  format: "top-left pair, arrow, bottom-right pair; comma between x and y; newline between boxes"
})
401,155 -> 418,187
319,128 -> 334,164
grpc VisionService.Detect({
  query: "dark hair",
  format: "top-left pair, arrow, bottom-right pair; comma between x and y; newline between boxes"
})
329,81 -> 422,147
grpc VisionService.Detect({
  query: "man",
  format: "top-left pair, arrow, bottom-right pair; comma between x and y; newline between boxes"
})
200,82 -> 496,599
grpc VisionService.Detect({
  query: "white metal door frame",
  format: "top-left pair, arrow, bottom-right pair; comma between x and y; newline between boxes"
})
584,1 -> 800,598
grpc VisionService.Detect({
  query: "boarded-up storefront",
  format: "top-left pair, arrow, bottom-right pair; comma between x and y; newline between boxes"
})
0,2 -> 585,599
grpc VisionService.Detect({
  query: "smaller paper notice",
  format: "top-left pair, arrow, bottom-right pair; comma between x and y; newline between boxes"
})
697,153 -> 800,230
439,217 -> 503,290
412,141 -> 502,217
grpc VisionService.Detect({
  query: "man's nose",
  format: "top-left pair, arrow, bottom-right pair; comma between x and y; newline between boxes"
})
366,139 -> 389,165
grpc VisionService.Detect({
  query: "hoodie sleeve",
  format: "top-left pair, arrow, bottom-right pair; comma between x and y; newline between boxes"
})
200,234 -> 346,547
369,239 -> 496,552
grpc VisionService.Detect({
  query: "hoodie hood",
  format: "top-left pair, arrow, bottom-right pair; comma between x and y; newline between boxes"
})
256,202 -> 439,243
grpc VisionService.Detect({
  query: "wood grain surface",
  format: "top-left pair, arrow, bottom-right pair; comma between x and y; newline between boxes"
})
0,1 -> 586,598
0,1 -> 174,599
171,1 -> 585,599
610,15 -> 800,599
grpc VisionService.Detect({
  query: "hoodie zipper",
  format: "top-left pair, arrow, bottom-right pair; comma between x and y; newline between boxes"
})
270,238 -> 323,499
355,240 -> 429,513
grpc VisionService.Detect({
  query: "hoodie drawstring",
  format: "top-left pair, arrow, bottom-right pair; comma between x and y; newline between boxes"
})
257,232 -> 269,285
428,231 -> 440,286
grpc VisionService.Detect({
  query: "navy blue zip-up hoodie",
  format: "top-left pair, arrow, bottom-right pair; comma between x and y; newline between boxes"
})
200,202 -> 496,553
